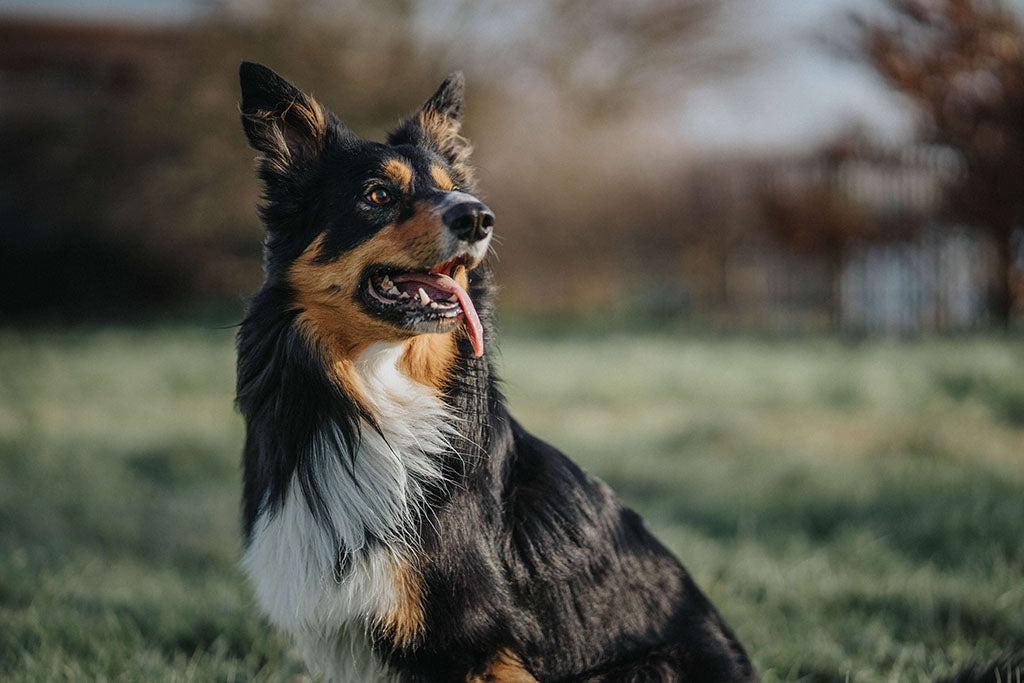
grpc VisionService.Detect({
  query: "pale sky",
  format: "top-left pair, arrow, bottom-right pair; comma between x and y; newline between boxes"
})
680,0 -> 913,151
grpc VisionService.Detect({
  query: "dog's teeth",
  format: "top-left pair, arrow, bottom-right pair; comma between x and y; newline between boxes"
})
417,288 -> 430,306
447,294 -> 458,302
381,276 -> 393,289
387,285 -> 401,296
399,291 -> 410,299
430,302 -> 439,309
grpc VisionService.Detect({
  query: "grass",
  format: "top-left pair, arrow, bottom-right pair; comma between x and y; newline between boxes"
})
0,322 -> 1022,681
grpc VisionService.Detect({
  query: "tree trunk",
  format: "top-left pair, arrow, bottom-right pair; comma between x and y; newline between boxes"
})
991,229 -> 1015,329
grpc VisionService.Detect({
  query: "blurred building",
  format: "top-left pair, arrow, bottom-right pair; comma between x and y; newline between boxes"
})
769,142 -> 1002,334
685,140 -> 1010,333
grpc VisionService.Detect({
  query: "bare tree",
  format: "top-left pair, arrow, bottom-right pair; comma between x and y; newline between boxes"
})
861,0 -> 1024,326
489,0 -> 741,120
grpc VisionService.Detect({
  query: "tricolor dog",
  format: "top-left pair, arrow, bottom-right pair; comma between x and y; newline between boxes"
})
235,62 -> 756,682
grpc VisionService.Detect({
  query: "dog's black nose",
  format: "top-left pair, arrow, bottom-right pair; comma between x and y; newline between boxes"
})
443,200 -> 494,243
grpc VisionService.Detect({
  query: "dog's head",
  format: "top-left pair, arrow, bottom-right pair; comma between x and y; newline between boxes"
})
239,62 -> 491,361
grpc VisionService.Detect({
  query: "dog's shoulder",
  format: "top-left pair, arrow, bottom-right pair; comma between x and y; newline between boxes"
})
499,419 -> 678,578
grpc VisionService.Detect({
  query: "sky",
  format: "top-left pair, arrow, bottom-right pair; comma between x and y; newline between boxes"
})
2,0 -> 1021,152
680,0 -> 914,151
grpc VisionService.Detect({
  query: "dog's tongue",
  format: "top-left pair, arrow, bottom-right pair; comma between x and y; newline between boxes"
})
393,272 -> 484,357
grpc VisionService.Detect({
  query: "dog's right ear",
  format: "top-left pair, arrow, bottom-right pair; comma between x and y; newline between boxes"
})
239,62 -> 330,176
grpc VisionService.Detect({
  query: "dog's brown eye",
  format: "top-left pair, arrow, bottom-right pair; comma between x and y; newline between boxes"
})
366,187 -> 392,206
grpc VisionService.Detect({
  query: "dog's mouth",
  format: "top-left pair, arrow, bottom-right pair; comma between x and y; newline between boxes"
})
361,255 -> 484,357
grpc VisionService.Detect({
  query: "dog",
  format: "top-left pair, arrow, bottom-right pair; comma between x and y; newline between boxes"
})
235,61 -> 756,682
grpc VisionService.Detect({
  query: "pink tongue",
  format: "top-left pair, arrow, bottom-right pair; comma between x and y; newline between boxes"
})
393,273 -> 484,357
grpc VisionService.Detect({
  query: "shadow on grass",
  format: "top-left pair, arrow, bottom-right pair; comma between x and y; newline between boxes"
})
127,442 -> 235,488
604,460 -> 1024,573
0,436 -> 241,574
837,591 -> 1024,648
935,370 -> 1024,427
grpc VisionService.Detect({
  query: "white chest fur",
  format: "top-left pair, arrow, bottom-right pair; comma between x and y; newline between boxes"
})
242,342 -> 452,681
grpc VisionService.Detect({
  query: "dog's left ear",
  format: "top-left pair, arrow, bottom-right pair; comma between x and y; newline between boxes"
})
389,72 -> 474,184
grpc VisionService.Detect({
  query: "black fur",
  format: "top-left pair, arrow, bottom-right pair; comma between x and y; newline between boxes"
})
236,62 -> 756,682
236,285 -> 366,547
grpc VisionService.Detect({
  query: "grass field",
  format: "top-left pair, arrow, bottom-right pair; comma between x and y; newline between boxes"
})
1,322 -> 1022,682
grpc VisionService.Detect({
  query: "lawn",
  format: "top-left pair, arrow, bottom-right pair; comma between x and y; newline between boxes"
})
0,322 -> 1022,681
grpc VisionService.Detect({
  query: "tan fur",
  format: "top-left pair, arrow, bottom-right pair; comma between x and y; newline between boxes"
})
418,109 -> 475,183
430,163 -> 456,191
452,263 -> 470,291
289,206 -> 461,403
291,234 -> 400,409
418,109 -> 457,145
400,333 -> 457,391
469,651 -> 538,683
383,158 -> 414,189
381,558 -> 426,649
398,203 -> 453,262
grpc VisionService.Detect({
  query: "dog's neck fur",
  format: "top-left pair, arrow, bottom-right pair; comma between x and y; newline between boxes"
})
237,275 -> 497,668
238,279 -> 489,530
242,338 -> 453,639
308,340 -> 456,552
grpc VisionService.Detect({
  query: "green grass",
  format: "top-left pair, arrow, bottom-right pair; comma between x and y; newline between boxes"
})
1,323 -> 1022,681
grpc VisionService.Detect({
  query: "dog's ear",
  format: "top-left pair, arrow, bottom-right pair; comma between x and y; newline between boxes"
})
239,62 -> 330,176
389,72 -> 474,184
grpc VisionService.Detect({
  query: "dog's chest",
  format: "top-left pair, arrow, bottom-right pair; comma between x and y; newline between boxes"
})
243,342 -> 451,679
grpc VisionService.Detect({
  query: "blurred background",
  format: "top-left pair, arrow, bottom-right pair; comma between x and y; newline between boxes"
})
3,0 -> 1023,330
0,0 -> 1022,681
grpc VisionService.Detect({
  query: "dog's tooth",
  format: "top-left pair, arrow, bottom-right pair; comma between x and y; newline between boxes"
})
398,290 -> 410,299
430,302 -> 439,309
417,288 -> 431,306
387,285 -> 401,296
447,294 -> 458,302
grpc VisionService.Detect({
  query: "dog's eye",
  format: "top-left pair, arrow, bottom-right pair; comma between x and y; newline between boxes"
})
365,187 -> 392,206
